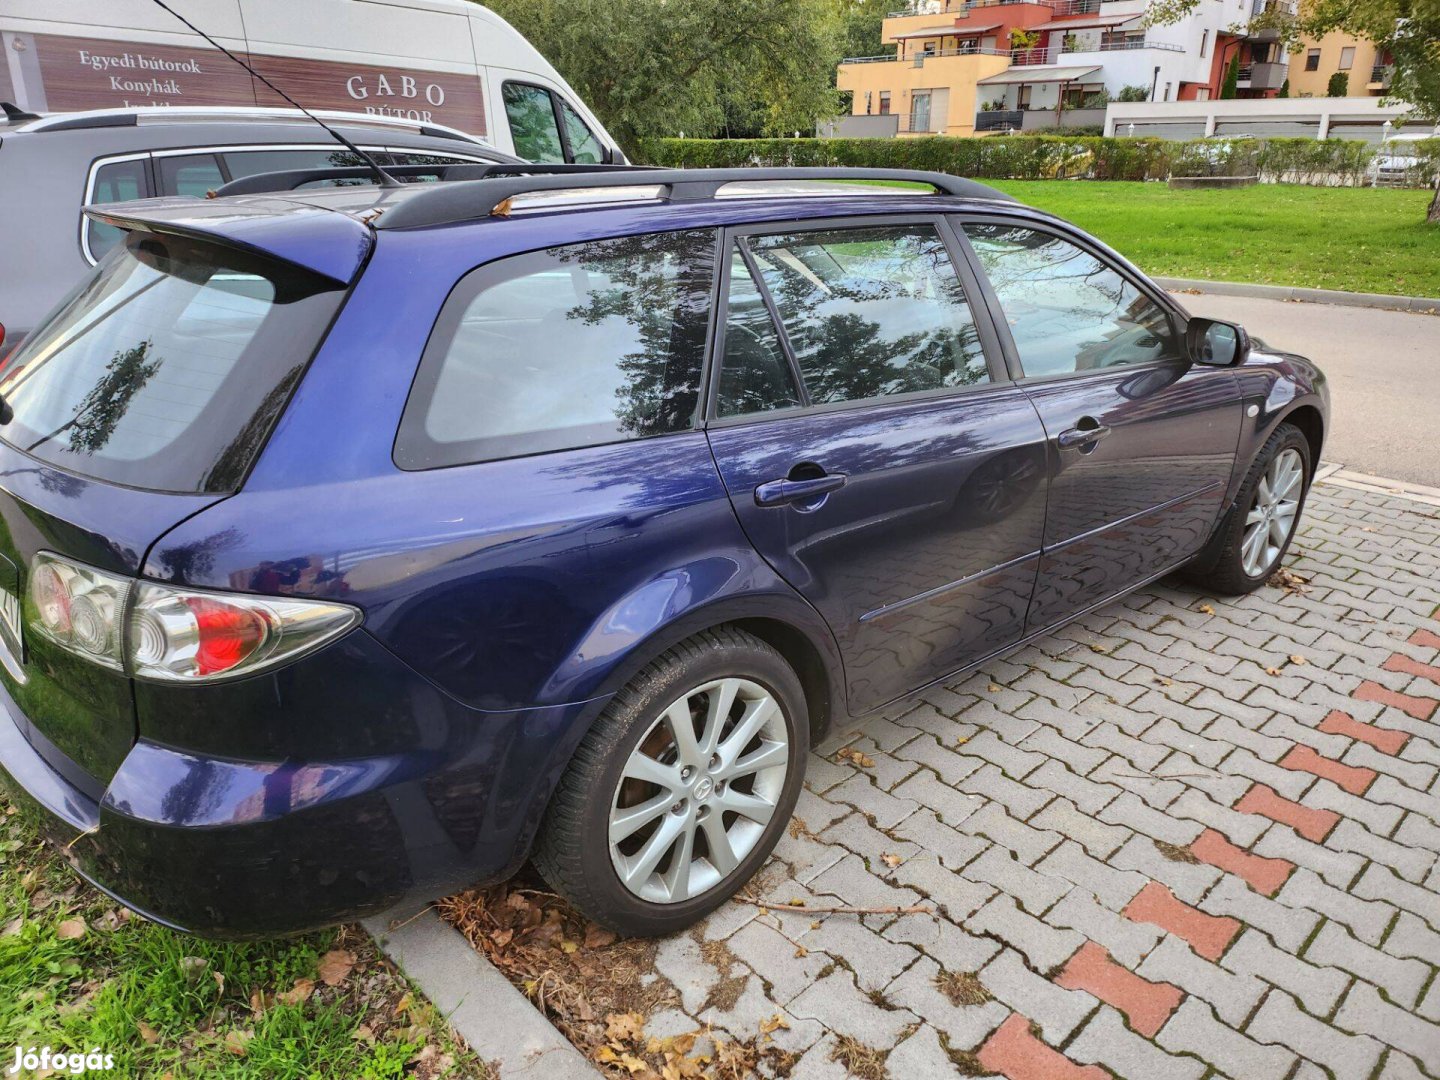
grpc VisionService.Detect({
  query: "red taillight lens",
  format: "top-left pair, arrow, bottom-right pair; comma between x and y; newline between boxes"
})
184,597 -> 271,676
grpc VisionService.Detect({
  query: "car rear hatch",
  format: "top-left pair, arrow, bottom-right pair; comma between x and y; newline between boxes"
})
0,195 -> 367,798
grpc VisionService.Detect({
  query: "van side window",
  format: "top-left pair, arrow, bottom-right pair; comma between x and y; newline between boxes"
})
502,83 -> 566,164
745,224 -> 989,405
396,230 -> 717,469
560,101 -> 605,164
85,158 -> 151,262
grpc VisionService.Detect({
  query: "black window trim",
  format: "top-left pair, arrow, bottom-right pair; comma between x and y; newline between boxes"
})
703,213 -> 1015,429
951,212 -> 1189,387
392,225 -> 724,472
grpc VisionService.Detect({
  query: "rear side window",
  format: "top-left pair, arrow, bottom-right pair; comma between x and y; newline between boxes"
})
157,154 -> 224,198
717,248 -> 801,417
222,148 -> 371,185
745,224 -> 989,405
396,230 -> 717,469
85,159 -> 151,262
0,233 -> 344,493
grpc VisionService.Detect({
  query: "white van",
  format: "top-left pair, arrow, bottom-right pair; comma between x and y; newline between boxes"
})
0,0 -> 624,164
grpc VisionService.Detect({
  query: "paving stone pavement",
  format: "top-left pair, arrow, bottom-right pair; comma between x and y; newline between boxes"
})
628,479 -> 1440,1079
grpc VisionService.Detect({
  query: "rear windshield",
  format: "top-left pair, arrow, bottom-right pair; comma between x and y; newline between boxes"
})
0,232 -> 344,493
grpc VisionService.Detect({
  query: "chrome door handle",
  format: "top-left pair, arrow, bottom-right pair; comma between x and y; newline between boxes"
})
1056,422 -> 1111,449
754,473 -> 847,507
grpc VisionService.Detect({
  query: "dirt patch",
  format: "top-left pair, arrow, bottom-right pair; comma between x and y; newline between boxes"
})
934,969 -> 991,1007
830,1034 -> 887,1080
1154,839 -> 1201,864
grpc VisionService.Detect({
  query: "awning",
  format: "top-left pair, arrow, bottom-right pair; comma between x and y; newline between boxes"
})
892,23 -> 1000,39
1031,13 -> 1141,29
977,64 -> 1102,85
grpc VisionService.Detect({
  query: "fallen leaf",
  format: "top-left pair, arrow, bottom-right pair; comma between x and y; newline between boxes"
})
955,735 -> 970,745
316,949 -> 355,987
605,1011 -> 645,1045
278,978 -> 314,1006
1289,654 -> 1307,665
760,1013 -> 791,1034
794,945 -> 808,958
179,956 -> 209,987
56,918 -> 86,940
584,923 -> 617,949
137,1021 -> 160,1044
351,1024 -> 375,1044
560,940 -> 578,954
1,916 -> 23,937
1088,643 -> 1109,654
987,683 -> 1002,693
1197,603 -> 1215,615
1155,676 -> 1174,687
810,920 -> 822,930
880,853 -> 902,869
1264,666 -> 1282,676
223,1030 -> 252,1056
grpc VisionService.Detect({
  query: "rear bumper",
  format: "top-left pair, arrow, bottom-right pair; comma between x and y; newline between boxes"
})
0,673 -> 607,938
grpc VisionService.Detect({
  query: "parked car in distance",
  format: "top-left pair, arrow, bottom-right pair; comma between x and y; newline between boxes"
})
1372,132 -> 1440,187
0,105 -> 528,352
0,166 -> 1328,938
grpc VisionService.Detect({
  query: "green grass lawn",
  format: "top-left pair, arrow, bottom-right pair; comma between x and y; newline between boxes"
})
989,181 -> 1440,298
0,796 -> 487,1079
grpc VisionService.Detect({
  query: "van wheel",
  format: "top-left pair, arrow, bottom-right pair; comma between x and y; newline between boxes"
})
533,627 -> 808,936
1184,422 -> 1311,596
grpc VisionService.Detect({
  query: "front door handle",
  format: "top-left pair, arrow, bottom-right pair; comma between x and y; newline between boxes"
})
1056,420 -> 1112,450
754,473 -> 847,508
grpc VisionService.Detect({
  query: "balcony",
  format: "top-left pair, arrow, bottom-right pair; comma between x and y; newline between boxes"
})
1236,61 -> 1287,89
1011,38 -> 1183,64
841,46 -> 1009,65
1048,0 -> 1102,14
1244,0 -> 1293,41
1369,64 -> 1393,89
976,109 -> 1024,131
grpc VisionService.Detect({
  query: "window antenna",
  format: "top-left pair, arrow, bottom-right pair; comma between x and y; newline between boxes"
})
148,0 -> 401,188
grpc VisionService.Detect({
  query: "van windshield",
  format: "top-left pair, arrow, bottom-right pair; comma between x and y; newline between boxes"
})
0,232 -> 344,493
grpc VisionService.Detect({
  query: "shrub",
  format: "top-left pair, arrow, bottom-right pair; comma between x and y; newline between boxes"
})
1117,85 -> 1150,102
637,135 -> 1400,187
1327,71 -> 1349,97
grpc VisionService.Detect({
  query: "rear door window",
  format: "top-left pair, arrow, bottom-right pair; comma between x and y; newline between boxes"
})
157,153 -> 225,198
1,233 -> 344,492
85,158 -> 152,262
396,230 -> 717,469
743,223 -> 990,405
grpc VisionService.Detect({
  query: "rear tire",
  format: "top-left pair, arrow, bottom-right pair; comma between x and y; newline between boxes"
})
533,627 -> 808,936
1184,421 -> 1310,596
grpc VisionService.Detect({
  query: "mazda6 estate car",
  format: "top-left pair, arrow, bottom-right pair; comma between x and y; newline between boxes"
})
0,165 -> 1327,937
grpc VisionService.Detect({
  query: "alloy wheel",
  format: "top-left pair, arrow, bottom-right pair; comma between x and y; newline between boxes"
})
1241,447 -> 1303,578
608,677 -> 789,904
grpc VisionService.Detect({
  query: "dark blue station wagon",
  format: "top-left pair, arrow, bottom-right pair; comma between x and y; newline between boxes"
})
0,167 -> 1328,937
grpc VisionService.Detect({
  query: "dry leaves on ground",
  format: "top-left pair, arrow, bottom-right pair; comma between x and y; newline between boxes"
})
835,746 -> 874,768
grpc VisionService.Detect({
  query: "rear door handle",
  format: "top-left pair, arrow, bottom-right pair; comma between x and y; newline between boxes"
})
1056,422 -> 1111,449
754,473 -> 847,508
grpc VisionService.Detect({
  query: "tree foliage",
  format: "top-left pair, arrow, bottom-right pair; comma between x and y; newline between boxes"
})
480,0 -> 844,152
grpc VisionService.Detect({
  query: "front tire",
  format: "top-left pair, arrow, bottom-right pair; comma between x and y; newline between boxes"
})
1184,421 -> 1311,595
533,627 -> 808,936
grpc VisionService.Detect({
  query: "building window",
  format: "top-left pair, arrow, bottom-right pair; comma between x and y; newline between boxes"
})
1339,45 -> 1355,69
1305,49 -> 1321,70
1163,82 -> 1172,101
879,91 -> 892,114
1196,87 -> 1211,100
865,90 -> 873,115
1200,30 -> 1208,57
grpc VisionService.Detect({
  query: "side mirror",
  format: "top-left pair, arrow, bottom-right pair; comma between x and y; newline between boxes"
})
1186,317 -> 1250,367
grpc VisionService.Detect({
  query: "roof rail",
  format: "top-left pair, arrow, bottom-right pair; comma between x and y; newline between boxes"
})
375,167 -> 1016,230
213,162 -> 659,198
18,105 -> 489,143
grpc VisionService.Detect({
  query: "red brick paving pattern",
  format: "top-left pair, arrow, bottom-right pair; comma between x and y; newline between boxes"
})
1121,883 -> 1240,961
977,1015 -> 1108,1080
1189,828 -> 1294,896
1316,709 -> 1409,755
1351,678 -> 1438,721
1277,743 -> 1377,795
1056,942 -> 1183,1038
1233,783 -> 1339,842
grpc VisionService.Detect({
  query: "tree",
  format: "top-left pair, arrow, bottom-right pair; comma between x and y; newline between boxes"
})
836,0 -> 891,65
1278,77 -> 1291,97
1146,0 -> 1440,221
1327,70 -> 1350,95
480,0 -> 843,154
1221,54 -> 1240,99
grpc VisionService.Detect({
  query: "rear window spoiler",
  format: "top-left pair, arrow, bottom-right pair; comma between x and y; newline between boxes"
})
82,197 -> 371,286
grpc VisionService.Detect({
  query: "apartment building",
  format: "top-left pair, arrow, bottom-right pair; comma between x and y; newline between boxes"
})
1287,31 -> 1393,97
834,0 -> 1287,138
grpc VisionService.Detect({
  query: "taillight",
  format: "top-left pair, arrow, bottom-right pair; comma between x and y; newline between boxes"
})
26,553 -> 359,683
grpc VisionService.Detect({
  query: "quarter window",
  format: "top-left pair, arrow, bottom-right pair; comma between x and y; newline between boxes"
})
963,223 -> 1180,378
157,154 -> 225,198
743,224 -> 989,406
560,101 -> 605,164
85,158 -> 151,261
717,248 -> 801,417
396,230 -> 717,469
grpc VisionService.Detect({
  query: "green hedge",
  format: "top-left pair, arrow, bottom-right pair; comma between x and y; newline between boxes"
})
638,135 -> 1440,188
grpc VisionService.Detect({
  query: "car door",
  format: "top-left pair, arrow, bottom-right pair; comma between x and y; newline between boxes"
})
956,218 -> 1242,631
704,217 -> 1050,712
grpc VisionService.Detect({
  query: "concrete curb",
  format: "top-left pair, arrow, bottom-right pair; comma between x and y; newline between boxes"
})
364,907 -> 602,1079
1156,276 -> 1440,314
1317,466 -> 1440,509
